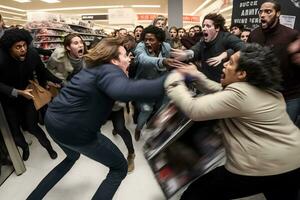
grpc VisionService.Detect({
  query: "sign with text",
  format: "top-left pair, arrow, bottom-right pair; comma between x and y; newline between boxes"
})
232,0 -> 300,30
108,8 -> 136,25
82,15 -> 108,20
137,14 -> 200,22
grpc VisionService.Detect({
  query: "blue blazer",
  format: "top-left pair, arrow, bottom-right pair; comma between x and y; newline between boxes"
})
46,63 -> 166,145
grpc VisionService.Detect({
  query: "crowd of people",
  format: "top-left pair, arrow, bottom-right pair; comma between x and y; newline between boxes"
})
1,0 -> 300,199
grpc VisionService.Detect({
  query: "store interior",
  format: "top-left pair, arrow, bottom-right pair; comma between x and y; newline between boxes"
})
0,0 -> 233,33
1,1 -> 290,200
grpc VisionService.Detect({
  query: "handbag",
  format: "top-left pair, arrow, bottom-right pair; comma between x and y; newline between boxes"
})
26,80 -> 52,110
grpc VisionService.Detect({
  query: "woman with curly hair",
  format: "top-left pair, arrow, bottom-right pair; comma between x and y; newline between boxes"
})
165,43 -> 300,199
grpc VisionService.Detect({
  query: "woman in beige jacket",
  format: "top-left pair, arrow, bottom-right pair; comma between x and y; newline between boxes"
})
165,43 -> 300,200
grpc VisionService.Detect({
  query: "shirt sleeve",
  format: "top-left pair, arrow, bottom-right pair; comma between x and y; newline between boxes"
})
96,64 -> 166,102
166,82 -> 245,121
134,42 -> 166,72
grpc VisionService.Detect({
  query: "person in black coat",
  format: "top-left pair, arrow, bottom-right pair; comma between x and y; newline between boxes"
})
0,28 -> 62,161
27,37 -> 167,200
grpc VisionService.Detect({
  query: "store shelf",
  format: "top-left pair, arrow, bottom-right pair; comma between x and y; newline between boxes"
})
30,27 -> 71,32
143,102 -> 225,199
68,23 -> 91,29
34,40 -> 63,44
36,34 -> 67,37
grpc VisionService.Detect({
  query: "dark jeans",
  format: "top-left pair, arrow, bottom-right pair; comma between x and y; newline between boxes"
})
27,116 -> 128,200
286,97 -> 300,127
2,100 -> 53,151
136,102 -> 154,130
110,108 -> 134,154
181,166 -> 300,200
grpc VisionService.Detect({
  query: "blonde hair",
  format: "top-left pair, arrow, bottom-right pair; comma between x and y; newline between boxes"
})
84,37 -> 124,68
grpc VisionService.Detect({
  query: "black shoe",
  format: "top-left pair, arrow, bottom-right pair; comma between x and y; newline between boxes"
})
47,149 -> 58,159
112,129 -> 118,136
22,147 -> 30,161
134,129 -> 141,141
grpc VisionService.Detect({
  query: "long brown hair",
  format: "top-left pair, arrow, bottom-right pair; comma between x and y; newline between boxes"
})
84,37 -> 124,68
63,33 -> 87,54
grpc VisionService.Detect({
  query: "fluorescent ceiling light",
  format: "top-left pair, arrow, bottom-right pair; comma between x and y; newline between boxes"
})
79,13 -> 108,15
14,0 -> 31,3
131,5 -> 160,8
191,0 -> 212,15
0,5 -> 26,12
3,16 -> 27,22
0,9 -> 27,16
40,0 -> 60,3
29,5 -> 124,12
219,5 -> 233,13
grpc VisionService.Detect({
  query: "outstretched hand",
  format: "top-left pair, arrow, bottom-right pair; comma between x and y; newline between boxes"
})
206,52 -> 227,67
18,89 -> 34,100
288,38 -> 300,65
175,62 -> 198,76
170,48 -> 188,61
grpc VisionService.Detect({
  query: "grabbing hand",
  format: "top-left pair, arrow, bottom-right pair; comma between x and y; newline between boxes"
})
47,81 -> 61,89
163,58 -> 182,69
175,62 -> 198,76
206,52 -> 227,67
18,89 -> 34,100
170,48 -> 188,61
288,38 -> 300,65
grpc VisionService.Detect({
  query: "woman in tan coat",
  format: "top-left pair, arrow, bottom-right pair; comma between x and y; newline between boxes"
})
165,43 -> 300,200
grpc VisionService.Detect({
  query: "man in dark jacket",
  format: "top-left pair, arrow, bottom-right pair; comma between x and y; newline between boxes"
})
0,28 -> 61,160
171,13 -> 244,82
248,0 -> 300,125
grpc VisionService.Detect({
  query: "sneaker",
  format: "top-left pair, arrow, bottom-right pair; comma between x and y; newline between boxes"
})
127,153 -> 135,172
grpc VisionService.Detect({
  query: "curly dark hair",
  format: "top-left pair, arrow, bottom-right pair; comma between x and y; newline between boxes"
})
140,25 -> 166,43
230,23 -> 244,31
134,25 -> 144,33
237,43 -> 282,90
203,13 -> 226,32
0,28 -> 33,50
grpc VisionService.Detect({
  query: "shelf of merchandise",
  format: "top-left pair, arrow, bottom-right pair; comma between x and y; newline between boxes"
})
34,40 -> 64,43
28,22 -> 106,52
143,103 -> 226,199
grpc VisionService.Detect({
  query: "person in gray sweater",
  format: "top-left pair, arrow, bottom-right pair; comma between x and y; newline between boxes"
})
165,43 -> 300,200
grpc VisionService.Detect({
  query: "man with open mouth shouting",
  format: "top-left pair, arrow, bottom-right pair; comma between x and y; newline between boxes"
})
170,13 -> 244,83
248,0 -> 300,126
133,25 -> 177,141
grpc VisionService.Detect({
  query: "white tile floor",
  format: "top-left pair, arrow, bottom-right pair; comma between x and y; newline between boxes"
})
0,114 -> 173,200
0,113 -> 265,200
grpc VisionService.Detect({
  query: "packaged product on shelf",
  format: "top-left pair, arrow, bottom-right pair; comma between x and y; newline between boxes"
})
144,102 -> 225,199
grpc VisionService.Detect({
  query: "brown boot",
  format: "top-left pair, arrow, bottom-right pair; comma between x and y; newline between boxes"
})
127,153 -> 135,172
134,128 -> 141,141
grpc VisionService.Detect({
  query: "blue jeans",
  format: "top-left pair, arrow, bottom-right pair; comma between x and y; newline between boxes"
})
136,102 -> 155,130
27,117 -> 128,200
286,97 -> 300,127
